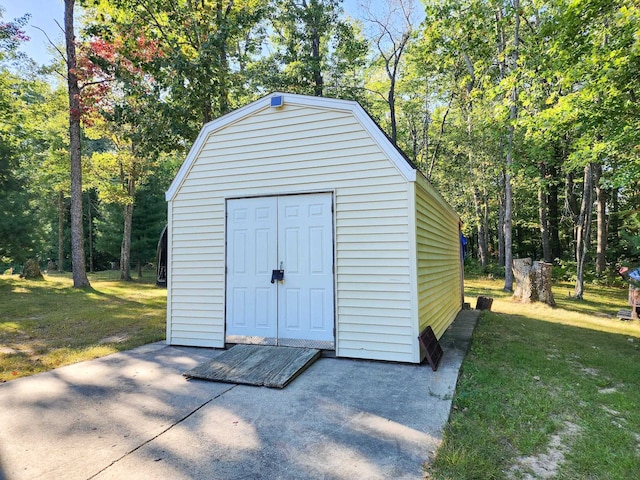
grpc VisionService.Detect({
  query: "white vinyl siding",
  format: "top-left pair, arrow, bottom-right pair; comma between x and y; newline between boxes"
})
415,175 -> 462,339
168,102 -> 416,362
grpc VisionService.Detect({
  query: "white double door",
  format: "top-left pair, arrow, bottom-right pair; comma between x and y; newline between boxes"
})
226,193 -> 334,346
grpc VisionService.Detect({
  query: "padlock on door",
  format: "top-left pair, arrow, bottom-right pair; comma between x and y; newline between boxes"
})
271,269 -> 284,283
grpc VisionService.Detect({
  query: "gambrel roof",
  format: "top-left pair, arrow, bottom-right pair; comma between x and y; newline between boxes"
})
166,92 -> 417,202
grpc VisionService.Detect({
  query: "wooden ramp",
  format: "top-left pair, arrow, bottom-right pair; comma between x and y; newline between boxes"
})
183,344 -> 321,389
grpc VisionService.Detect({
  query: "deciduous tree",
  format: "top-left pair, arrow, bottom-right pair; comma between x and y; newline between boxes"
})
65,0 -> 90,287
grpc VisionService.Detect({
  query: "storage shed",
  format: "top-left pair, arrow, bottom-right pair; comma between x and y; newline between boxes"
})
165,93 -> 463,364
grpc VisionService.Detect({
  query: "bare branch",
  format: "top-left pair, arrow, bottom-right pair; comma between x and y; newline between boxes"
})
53,68 -> 67,80
32,24 -> 66,63
79,78 -> 110,91
363,86 -> 388,102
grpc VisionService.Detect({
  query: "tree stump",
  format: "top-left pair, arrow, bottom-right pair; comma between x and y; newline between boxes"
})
20,259 -> 44,280
476,296 -> 494,310
513,258 -> 555,306
513,258 -> 533,299
629,285 -> 639,320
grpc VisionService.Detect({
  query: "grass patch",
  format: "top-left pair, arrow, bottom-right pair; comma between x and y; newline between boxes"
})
0,271 -> 166,382
427,277 -> 640,480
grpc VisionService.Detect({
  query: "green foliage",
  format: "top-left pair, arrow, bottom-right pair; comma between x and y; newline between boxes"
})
94,168 -> 170,271
94,152 -> 176,265
0,55 -> 55,263
618,213 -> 640,265
464,259 -> 505,279
0,0 -> 637,291
94,201 -> 122,261
83,0 -> 269,131
0,9 -> 31,64
130,179 -> 167,268
252,0 -> 368,99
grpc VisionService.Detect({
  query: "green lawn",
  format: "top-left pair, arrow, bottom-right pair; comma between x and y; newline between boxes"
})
0,271 -> 166,383
427,276 -> 640,479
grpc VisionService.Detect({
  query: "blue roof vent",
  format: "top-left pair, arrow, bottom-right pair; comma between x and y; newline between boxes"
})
270,95 -> 284,109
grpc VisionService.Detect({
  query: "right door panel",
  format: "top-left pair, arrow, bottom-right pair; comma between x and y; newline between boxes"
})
277,193 -> 335,344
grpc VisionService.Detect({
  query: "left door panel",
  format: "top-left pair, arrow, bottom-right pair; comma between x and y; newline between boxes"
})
225,197 -> 278,342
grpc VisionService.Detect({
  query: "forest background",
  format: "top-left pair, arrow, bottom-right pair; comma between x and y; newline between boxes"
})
1,0 -> 638,295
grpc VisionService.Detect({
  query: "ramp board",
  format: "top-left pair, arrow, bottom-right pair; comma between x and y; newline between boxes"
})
617,309 -> 637,320
184,344 -> 321,388
418,326 -> 443,371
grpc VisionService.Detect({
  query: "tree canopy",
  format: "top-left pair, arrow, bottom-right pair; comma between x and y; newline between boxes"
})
1,0 -> 638,294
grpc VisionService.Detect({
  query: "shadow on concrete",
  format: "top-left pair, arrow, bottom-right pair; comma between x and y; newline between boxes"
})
0,312 -> 479,480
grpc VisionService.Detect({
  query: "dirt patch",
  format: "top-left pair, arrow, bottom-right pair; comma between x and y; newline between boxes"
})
99,334 -> 130,344
599,387 -> 618,394
0,346 -> 19,355
508,421 -> 581,480
633,433 -> 640,455
0,344 -> 38,356
601,406 -> 621,416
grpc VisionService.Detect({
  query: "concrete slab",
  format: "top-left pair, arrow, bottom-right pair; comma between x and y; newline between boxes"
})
0,311 -> 479,480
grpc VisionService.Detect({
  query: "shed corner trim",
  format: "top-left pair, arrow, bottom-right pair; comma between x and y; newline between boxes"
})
349,106 -> 417,183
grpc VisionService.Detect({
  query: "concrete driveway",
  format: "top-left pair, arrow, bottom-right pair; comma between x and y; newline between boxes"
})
0,311 -> 477,480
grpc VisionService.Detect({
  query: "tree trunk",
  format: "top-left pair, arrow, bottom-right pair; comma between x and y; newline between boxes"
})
548,162 -> 561,259
565,169 -> 580,256
565,170 -> 580,220
87,192 -> 93,273
121,202 -> 133,281
498,178 -> 505,267
594,163 -> 607,273
503,0 -> 519,292
137,255 -> 143,279
422,81 -> 430,170
215,0 -> 230,115
539,163 -> 552,263
120,177 -> 135,281
57,190 -> 65,272
364,1 -> 412,146
504,168 -> 514,291
427,92 -> 454,180
462,52 -> 484,267
388,77 -> 397,143
574,163 -> 594,299
473,186 -> 488,268
609,186 -> 620,244
494,8 -> 506,271
483,191 -> 490,261
65,0 -> 90,288
310,26 -> 323,96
